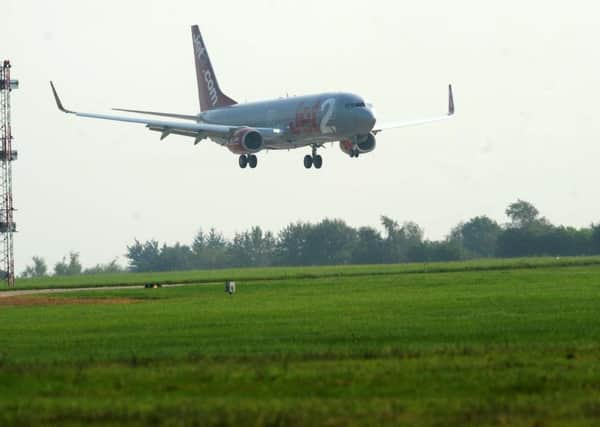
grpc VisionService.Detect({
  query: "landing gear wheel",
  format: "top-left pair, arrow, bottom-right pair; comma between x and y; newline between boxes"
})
239,155 -> 248,168
248,154 -> 258,169
304,155 -> 313,169
313,155 -> 323,169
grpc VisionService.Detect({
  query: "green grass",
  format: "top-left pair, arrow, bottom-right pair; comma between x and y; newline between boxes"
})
1,262 -> 600,425
9,255 -> 600,291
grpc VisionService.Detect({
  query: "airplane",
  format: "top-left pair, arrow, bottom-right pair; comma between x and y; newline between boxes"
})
51,25 -> 454,170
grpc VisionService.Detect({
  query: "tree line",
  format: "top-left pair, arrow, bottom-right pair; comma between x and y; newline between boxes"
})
21,253 -> 125,278
21,199 -> 600,277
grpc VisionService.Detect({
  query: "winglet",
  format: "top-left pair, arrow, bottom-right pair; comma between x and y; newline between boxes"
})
50,81 -> 74,114
448,84 -> 455,116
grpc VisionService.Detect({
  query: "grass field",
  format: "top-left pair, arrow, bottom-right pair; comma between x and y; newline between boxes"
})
1,260 -> 600,426
10,255 -> 600,291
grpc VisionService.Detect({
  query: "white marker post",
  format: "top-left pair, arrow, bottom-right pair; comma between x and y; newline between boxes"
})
225,280 -> 236,296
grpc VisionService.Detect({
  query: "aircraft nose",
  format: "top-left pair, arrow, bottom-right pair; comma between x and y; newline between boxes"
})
356,108 -> 376,132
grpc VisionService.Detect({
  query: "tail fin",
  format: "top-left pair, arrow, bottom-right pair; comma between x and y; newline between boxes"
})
191,25 -> 237,112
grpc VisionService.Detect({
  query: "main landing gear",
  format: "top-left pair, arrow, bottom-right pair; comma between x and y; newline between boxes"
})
304,145 -> 323,169
239,154 -> 258,169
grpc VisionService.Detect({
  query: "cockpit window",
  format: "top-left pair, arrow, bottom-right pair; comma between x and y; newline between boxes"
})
345,102 -> 366,109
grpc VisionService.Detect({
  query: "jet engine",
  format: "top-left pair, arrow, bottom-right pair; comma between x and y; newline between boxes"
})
227,127 -> 264,154
339,133 -> 376,157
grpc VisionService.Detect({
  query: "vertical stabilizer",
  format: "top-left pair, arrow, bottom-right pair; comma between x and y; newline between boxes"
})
191,26 -> 237,112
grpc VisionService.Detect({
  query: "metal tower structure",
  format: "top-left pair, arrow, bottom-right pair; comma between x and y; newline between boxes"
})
0,60 -> 18,288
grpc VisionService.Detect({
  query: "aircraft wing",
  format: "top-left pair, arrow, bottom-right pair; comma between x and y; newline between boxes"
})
112,108 -> 200,121
50,82 -> 280,144
372,85 -> 454,134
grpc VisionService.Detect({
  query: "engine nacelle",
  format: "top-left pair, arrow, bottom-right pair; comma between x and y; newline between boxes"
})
339,133 -> 377,157
227,127 -> 264,154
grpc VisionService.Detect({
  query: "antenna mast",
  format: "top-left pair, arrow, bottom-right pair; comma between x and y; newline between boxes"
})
0,60 -> 18,288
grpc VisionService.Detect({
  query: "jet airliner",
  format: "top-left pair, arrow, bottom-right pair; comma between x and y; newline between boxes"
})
51,25 -> 454,169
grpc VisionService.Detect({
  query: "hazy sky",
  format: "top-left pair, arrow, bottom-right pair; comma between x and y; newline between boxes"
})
3,0 -> 600,272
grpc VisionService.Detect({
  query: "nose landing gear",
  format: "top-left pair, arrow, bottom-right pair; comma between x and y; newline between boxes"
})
304,145 -> 323,169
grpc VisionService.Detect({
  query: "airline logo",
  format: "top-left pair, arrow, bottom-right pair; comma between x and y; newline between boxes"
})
194,34 -> 218,107
204,70 -> 218,107
194,34 -> 207,59
290,99 -> 337,135
320,98 -> 336,134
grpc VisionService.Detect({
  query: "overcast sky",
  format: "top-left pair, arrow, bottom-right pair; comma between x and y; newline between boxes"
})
3,0 -> 600,272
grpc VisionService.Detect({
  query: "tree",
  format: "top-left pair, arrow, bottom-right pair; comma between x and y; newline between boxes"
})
380,216 -> 400,238
400,221 -> 424,245
352,227 -> 385,264
380,215 -> 402,263
159,243 -> 196,271
496,226 -> 545,258
542,226 -> 593,256
84,259 -> 126,275
592,224 -> 600,254
54,252 -> 82,276
21,256 -> 48,278
380,216 -> 424,263
228,226 -> 276,268
303,219 -> 357,265
399,221 -> 425,262
192,228 -> 230,269
275,222 -> 311,266
126,240 -> 162,272
116,212 -> 598,272
421,239 -> 463,262
248,227 -> 276,266
505,199 -> 540,228
458,216 -> 502,257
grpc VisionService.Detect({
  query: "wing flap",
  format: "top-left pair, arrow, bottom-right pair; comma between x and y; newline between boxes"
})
146,125 -> 209,144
